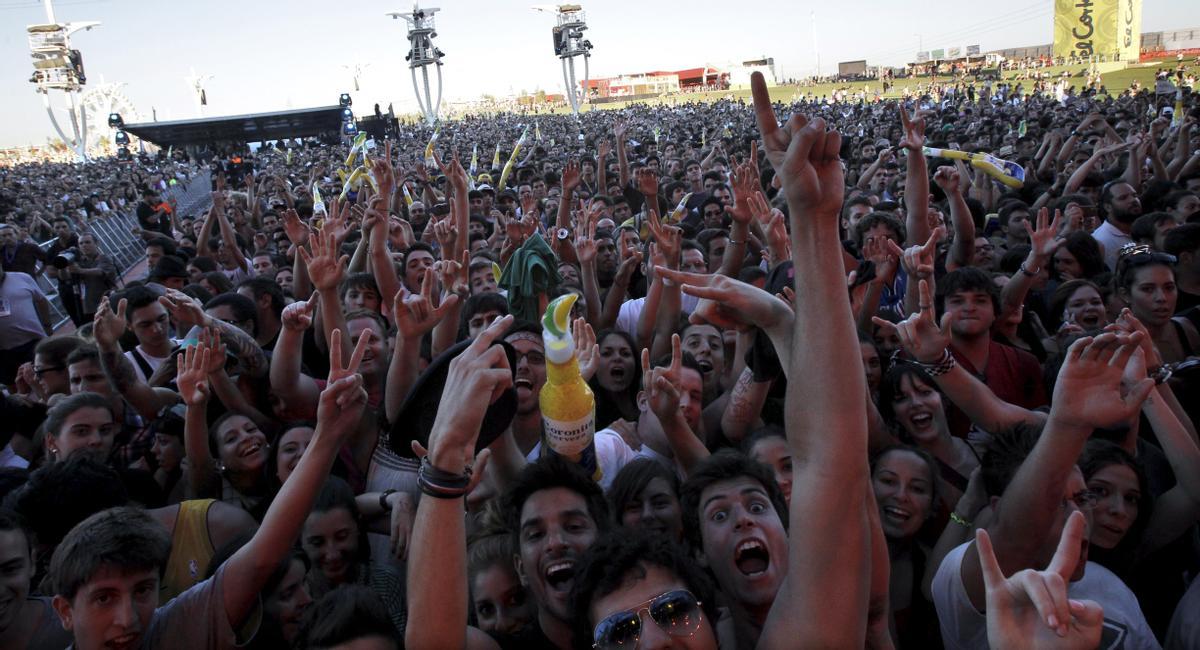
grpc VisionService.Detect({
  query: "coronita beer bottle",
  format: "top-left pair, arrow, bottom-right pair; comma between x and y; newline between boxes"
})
540,294 -> 599,478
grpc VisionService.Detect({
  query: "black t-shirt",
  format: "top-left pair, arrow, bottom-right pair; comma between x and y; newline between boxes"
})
137,201 -> 172,237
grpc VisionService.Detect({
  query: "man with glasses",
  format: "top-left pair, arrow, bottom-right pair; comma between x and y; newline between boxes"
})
0,266 -> 55,385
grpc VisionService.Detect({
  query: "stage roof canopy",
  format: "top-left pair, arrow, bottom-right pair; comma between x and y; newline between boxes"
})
122,106 -> 344,147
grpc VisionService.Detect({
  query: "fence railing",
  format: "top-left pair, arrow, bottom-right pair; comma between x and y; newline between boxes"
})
34,170 -> 213,331
37,210 -> 145,330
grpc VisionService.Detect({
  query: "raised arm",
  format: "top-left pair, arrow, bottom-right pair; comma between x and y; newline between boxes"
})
957,333 -> 1153,611
642,335 -> 710,476
615,121 -> 631,190
933,166 -> 975,270
178,343 -> 221,499
385,268 -> 459,424
269,293 -> 321,420
222,332 -> 370,632
900,105 -> 930,247
406,316 -> 513,650
998,207 -> 1061,323
93,298 -> 180,420
751,72 -> 871,648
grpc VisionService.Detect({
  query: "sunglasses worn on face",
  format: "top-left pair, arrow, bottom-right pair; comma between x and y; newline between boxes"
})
592,589 -> 704,650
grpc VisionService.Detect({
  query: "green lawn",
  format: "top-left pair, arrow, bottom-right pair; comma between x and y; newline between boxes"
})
541,61 -> 1195,113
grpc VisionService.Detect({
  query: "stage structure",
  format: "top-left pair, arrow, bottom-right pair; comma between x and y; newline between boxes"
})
536,4 -> 593,117
26,0 -> 100,161
387,4 -> 445,126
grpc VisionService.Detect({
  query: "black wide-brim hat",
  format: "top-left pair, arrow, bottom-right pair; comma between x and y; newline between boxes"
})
388,337 -> 519,457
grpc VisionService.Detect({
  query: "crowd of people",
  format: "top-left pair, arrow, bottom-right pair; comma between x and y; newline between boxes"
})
0,68 -> 1198,649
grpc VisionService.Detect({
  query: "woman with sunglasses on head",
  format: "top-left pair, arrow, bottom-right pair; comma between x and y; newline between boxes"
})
570,529 -> 725,650
1115,243 -> 1200,364
1078,351 -> 1200,635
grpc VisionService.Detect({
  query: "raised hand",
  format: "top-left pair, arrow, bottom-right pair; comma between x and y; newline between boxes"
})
1025,207 -> 1064,260
862,236 -> 899,286
433,214 -> 458,254
159,289 -> 209,331
299,222 -> 348,292
977,511 -> 1104,649
641,334 -> 683,422
281,292 -> 318,332
1050,332 -> 1155,429
281,208 -> 310,247
426,314 -> 516,473
389,216 -> 414,251
198,327 -> 227,375
897,226 -> 943,281
572,317 -> 599,381
388,491 -> 416,561
561,158 -> 581,192
575,212 -> 598,265
434,149 -> 469,193
434,249 -> 470,298
318,328 -> 370,438
1105,308 -> 1161,368
395,267 -> 459,341
750,72 -> 843,219
932,165 -> 961,195
372,140 -> 396,199
93,297 -> 128,348
899,103 -> 926,152
613,249 -> 643,290
657,266 -> 792,333
176,343 -> 211,407
729,161 -> 759,225
872,279 -> 954,363
635,167 -> 659,199
645,208 -> 681,269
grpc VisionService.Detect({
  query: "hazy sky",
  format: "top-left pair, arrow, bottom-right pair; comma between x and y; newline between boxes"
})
1,0 -> 1198,147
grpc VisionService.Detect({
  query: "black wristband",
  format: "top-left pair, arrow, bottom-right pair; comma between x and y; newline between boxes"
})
379,489 -> 396,511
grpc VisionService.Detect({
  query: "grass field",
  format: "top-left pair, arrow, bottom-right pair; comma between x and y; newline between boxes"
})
543,60 -> 1196,113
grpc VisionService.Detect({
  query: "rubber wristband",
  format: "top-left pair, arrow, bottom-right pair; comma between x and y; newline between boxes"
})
950,512 -> 973,528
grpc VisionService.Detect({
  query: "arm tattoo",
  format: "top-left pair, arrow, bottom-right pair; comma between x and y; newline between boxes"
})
212,320 -> 269,378
100,344 -> 140,393
726,369 -> 761,425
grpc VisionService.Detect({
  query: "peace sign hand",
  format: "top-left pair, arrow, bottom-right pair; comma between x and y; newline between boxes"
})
318,327 -> 370,440
976,511 -> 1104,649
871,279 -> 954,364
899,103 -> 926,152
641,334 -> 683,422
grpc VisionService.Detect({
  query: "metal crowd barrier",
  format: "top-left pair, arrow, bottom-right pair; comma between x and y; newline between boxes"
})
33,170 -> 213,331
37,210 -> 145,331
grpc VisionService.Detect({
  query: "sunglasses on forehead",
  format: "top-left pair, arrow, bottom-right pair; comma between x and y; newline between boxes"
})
1117,243 -> 1175,266
592,589 -> 704,650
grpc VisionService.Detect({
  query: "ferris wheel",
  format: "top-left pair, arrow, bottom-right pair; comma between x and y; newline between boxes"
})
79,82 -> 138,151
